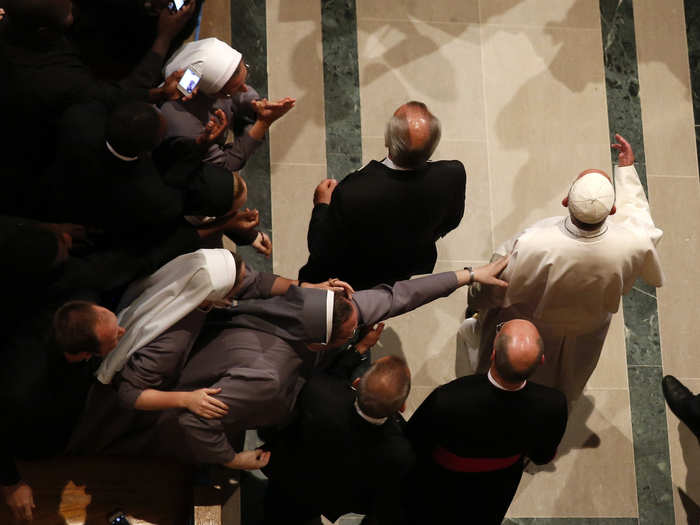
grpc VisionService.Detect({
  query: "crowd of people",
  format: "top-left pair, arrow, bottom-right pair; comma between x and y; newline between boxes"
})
0,1 -> 671,524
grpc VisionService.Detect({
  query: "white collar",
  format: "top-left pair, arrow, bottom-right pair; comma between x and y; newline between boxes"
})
381,156 -> 411,171
105,141 -> 139,162
563,216 -> 607,239
488,369 -> 526,391
354,399 -> 387,425
325,291 -> 334,344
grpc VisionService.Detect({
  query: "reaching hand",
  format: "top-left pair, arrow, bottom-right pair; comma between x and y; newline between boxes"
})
356,323 -> 385,354
611,133 -> 635,167
252,232 -> 272,257
157,0 -> 195,41
304,278 -> 355,298
197,109 -> 229,144
2,482 -> 35,522
184,388 -> 229,419
0,8 -> 6,22
458,256 -> 509,288
252,97 -> 296,125
313,179 -> 338,205
228,208 -> 260,231
227,449 -> 271,470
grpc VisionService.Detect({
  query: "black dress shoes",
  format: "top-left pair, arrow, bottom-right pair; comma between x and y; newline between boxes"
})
662,375 -> 700,438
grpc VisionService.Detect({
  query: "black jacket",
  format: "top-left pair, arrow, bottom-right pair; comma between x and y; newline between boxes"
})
299,159 -> 466,290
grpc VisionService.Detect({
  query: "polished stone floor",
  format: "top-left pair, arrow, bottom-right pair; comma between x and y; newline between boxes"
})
196,0 -> 700,523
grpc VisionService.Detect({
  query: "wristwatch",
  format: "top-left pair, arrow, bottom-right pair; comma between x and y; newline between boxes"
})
463,266 -> 475,285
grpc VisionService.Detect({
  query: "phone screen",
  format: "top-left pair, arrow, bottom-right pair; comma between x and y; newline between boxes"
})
178,68 -> 201,94
169,0 -> 185,11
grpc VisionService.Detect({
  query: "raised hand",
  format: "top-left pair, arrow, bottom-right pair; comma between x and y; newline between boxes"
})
2,482 -> 35,522
252,231 -> 272,257
197,109 -> 229,144
184,388 -> 229,419
313,179 -> 338,205
157,0 -> 196,41
611,133 -> 635,167
253,97 -> 296,125
356,323 -> 385,354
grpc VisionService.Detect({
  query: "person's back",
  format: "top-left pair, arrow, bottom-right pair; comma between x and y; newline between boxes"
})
263,355 -> 415,525
324,159 -> 465,287
406,320 -> 567,525
299,101 -> 466,290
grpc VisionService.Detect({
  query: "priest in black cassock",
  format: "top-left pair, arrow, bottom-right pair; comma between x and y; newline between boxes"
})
404,319 -> 568,525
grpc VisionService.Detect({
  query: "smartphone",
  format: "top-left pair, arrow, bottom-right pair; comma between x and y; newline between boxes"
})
177,66 -> 202,96
107,510 -> 131,525
168,0 -> 186,12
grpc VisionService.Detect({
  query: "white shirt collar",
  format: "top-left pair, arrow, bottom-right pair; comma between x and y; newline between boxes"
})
488,369 -> 526,391
325,291 -> 334,344
354,399 -> 387,425
563,216 -> 607,239
105,140 -> 139,162
381,156 -> 411,171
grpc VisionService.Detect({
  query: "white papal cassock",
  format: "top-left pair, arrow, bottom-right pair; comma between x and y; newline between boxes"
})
465,164 -> 663,402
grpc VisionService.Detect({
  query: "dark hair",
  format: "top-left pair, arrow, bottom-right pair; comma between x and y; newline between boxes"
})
331,294 -> 354,341
358,356 -> 411,419
494,334 -> 544,382
384,101 -> 441,169
106,102 -> 163,157
52,300 -> 101,356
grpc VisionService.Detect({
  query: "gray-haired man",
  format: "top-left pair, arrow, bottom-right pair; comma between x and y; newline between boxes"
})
298,101 -> 467,290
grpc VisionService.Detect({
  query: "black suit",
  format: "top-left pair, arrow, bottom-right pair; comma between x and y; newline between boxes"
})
298,159 -> 466,290
405,375 -> 567,525
262,352 -> 415,524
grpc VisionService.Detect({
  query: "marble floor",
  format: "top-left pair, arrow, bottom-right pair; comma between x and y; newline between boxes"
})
199,0 -> 700,523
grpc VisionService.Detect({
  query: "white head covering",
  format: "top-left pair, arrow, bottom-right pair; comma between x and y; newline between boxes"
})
96,249 -> 236,384
164,38 -> 243,96
568,172 -> 615,224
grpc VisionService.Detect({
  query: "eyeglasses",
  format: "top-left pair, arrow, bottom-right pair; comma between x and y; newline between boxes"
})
496,322 -> 504,333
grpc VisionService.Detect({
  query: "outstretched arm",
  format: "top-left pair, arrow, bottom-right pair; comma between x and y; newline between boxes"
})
353,258 -> 509,326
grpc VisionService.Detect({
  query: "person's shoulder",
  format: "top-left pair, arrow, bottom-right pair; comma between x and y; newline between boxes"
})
426,159 -> 466,176
525,382 -> 567,414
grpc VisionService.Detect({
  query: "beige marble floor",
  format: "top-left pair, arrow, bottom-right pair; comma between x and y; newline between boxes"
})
635,1 -> 700,524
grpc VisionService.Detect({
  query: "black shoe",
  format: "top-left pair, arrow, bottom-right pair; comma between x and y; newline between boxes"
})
662,375 -> 700,436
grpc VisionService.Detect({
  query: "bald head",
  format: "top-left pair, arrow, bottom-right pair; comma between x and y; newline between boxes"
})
384,101 -> 441,169
358,356 -> 411,419
493,320 -> 544,383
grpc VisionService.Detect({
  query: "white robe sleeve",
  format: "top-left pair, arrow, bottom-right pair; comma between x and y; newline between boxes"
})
611,165 -> 664,287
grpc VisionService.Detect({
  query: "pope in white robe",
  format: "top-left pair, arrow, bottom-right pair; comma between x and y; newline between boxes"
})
465,134 -> 664,402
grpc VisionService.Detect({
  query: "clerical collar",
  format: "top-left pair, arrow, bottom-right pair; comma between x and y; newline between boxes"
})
354,399 -> 387,425
381,157 -> 411,171
488,369 -> 526,391
105,141 -> 139,162
563,216 -> 607,239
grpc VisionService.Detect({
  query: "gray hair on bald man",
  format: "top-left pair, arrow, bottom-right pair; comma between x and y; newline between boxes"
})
384,101 -> 441,169
358,355 -> 411,419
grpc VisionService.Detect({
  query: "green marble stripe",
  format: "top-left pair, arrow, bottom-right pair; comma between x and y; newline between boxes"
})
231,0 -> 272,272
321,0 -> 363,181
600,1 -> 674,524
683,0 -> 700,177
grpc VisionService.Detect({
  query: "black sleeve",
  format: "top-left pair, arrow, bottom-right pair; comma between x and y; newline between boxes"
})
527,392 -> 568,464
436,163 -> 466,239
325,347 -> 364,381
405,388 -> 441,456
0,456 -> 21,487
306,203 -> 336,255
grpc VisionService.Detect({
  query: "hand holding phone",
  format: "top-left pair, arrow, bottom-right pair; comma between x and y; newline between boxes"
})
168,0 -> 186,12
177,66 -> 202,96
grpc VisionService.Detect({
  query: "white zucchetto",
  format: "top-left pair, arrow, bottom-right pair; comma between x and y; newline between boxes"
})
568,172 -> 615,224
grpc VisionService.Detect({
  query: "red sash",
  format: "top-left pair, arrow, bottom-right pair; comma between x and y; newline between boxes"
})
432,447 -> 522,472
